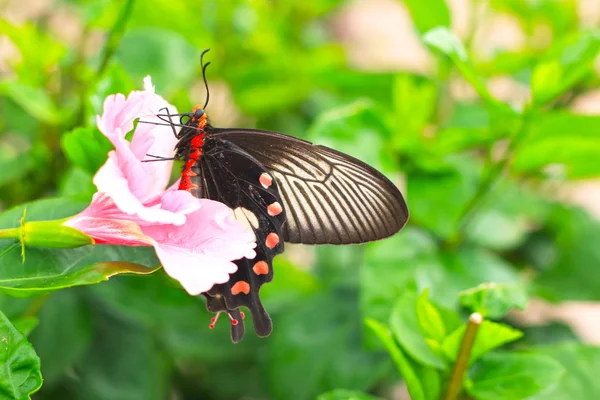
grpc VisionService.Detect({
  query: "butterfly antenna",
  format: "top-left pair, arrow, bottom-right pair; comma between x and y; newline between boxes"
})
200,49 -> 211,109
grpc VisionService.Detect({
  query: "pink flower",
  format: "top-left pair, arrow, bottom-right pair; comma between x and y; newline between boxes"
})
64,77 -> 256,295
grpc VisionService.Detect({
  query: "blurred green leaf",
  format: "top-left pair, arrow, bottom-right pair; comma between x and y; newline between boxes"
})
61,127 -> 113,176
77,311 -> 169,400
513,111 -> 600,178
432,247 -> 521,306
531,30 -> 600,106
11,316 -> 38,337
265,293 -> 389,400
0,309 -> 42,399
317,389 -> 383,400
361,226 -> 439,325
535,206 -> 600,301
529,343 -> 600,399
58,168 -> 96,199
261,257 -> 321,313
459,283 -> 528,319
0,20 -> 66,87
423,27 -> 516,118
403,0 -> 450,34
390,288 -> 445,369
0,198 -> 159,297
0,82 -> 64,126
0,135 -> 36,187
467,352 -> 564,400
365,318 -> 425,400
307,99 -> 391,171
442,321 -> 523,364
29,290 -> 91,387
116,28 -> 199,98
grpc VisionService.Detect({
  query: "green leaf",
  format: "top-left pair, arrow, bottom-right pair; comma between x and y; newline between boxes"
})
0,198 -> 159,297
531,30 -> 600,106
0,309 -> 43,399
423,27 -> 515,118
365,318 -> 425,400
317,389 -> 383,400
442,321 -> 523,364
390,289 -> 445,369
467,352 -> 564,400
529,343 -> 600,399
29,290 -> 91,387
61,127 -> 113,176
459,283 -> 528,319
264,293 -> 389,400
0,82 -> 64,125
403,0 -> 450,34
513,111 -> 600,178
416,289 -> 446,343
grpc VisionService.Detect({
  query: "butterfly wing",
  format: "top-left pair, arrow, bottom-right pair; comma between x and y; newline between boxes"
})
194,136 -> 286,341
211,128 -> 409,245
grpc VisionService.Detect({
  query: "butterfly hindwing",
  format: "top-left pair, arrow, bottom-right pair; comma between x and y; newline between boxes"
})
194,136 -> 286,339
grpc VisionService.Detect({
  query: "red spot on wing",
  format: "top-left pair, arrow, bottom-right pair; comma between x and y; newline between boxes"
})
267,202 -> 283,216
231,281 -> 250,295
259,173 -> 272,188
252,261 -> 269,275
265,233 -> 279,249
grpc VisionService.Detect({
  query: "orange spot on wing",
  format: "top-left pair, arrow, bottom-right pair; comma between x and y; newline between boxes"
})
259,173 -> 273,188
267,202 -> 283,216
253,261 -> 269,275
231,281 -> 250,295
265,233 -> 279,249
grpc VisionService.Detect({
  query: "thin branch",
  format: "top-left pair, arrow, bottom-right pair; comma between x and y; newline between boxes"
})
444,312 -> 483,400
451,108 -> 533,241
96,0 -> 137,77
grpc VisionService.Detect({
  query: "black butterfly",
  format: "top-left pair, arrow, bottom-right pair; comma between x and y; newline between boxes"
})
144,50 -> 408,343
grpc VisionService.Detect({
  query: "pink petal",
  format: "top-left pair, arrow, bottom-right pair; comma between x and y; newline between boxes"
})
142,200 -> 257,294
152,246 -> 238,295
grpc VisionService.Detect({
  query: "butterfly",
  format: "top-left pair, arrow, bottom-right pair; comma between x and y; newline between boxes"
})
143,50 -> 408,343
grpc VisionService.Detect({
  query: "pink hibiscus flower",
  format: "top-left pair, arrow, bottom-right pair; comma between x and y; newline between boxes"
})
64,77 -> 256,295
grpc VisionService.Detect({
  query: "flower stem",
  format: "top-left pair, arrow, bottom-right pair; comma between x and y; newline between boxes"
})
0,228 -> 20,240
96,0 -> 137,77
444,312 -> 483,400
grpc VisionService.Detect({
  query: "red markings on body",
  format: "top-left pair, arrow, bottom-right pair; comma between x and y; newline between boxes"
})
259,173 -> 273,188
265,233 -> 279,249
252,261 -> 269,275
179,116 -> 207,191
267,202 -> 283,216
231,281 -> 250,295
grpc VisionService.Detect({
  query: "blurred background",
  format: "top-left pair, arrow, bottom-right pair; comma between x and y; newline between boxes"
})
1,0 -> 600,399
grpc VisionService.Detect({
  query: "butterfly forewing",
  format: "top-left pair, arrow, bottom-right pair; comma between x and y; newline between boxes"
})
211,128 -> 409,245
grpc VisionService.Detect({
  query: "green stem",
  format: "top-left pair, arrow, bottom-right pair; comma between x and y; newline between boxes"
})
0,228 -> 20,240
452,108 -> 533,240
96,0 -> 137,78
444,313 -> 483,400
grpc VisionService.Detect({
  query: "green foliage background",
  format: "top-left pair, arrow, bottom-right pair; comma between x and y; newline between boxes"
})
1,0 -> 600,399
